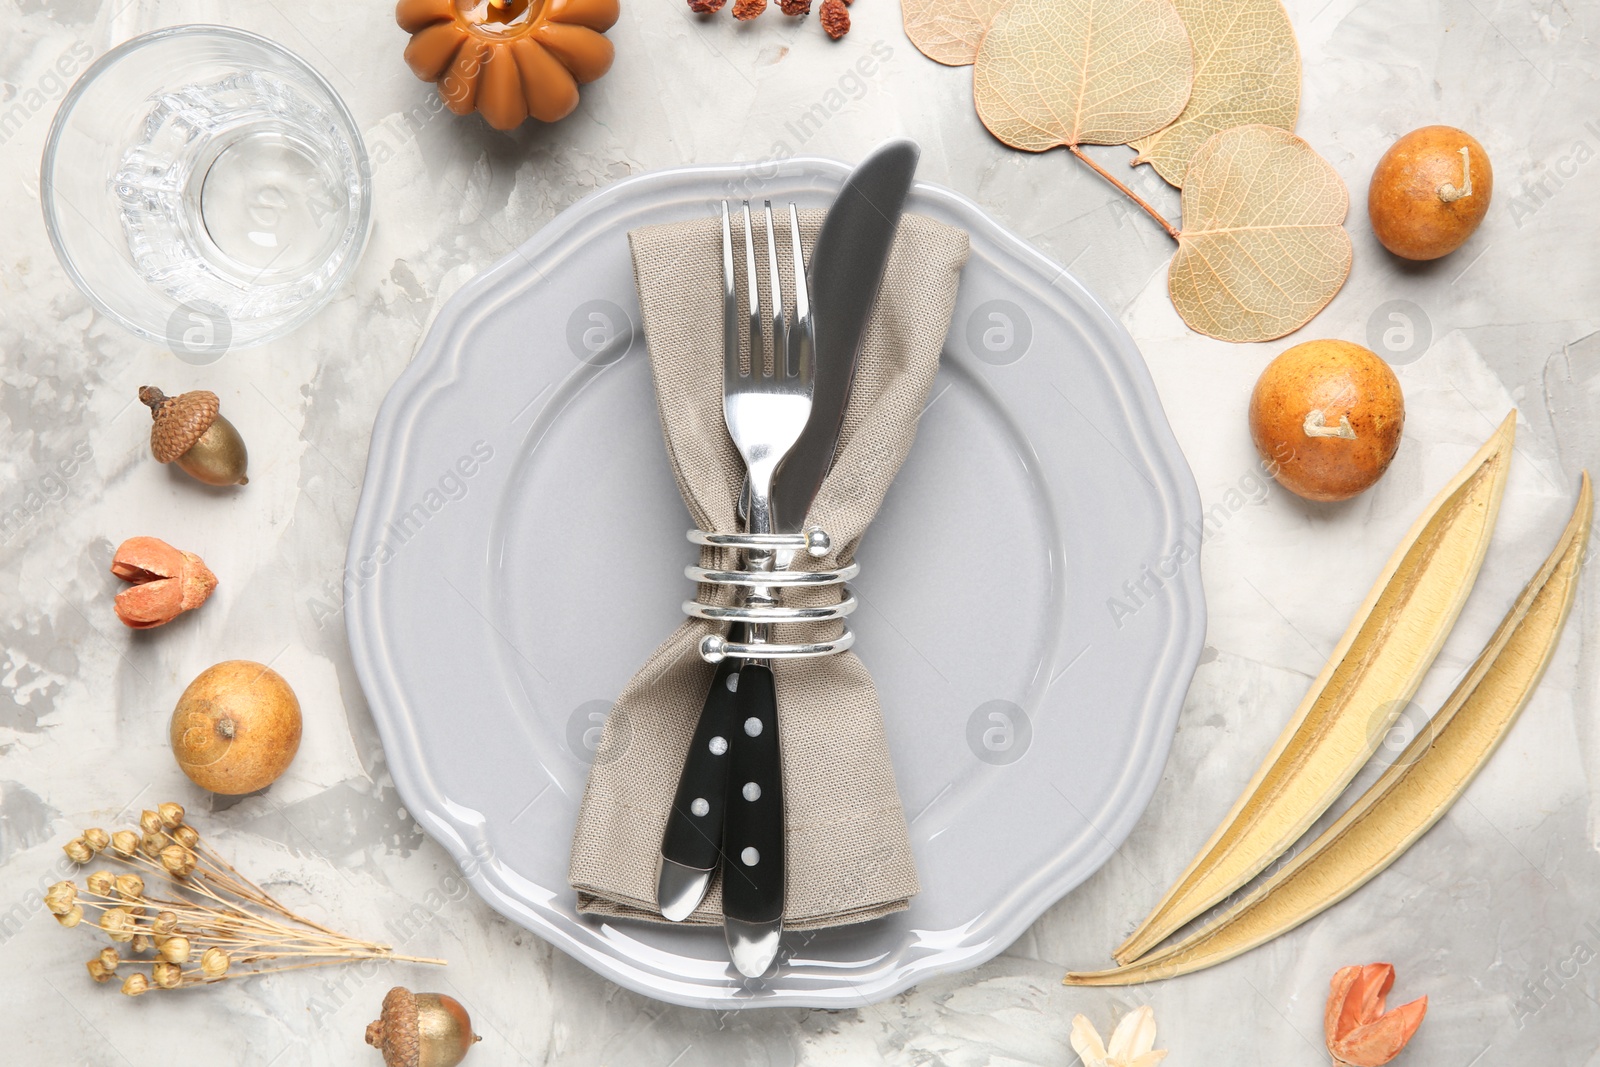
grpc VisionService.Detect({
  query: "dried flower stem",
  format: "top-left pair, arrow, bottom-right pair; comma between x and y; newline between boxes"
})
56,807 -> 445,997
1068,145 -> 1181,240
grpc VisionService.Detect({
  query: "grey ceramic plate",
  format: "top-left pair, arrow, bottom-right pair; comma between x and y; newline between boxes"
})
346,157 -> 1205,1009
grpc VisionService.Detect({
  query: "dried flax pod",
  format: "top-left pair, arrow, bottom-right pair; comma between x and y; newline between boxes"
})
1068,472 -> 1591,985
1114,413 -> 1515,966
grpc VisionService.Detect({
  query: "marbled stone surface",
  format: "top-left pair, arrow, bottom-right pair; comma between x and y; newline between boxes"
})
3,0 -> 1598,1063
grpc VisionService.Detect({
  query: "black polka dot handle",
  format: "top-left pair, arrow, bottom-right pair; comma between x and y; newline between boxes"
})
720,662 -> 785,926
659,644 -> 744,878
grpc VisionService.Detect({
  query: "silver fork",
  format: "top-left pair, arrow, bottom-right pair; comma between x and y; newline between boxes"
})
718,199 -> 812,976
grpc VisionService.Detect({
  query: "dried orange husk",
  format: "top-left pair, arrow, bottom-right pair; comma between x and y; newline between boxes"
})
1068,471 -> 1591,986
1168,124 -> 1351,343
1129,0 -> 1300,187
973,0 -> 1195,151
1113,412 -> 1515,966
902,0 -> 1007,66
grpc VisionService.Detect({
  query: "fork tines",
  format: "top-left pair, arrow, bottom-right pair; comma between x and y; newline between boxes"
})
721,199 -> 810,383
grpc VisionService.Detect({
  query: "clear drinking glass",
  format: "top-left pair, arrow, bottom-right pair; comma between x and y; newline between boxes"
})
41,26 -> 372,358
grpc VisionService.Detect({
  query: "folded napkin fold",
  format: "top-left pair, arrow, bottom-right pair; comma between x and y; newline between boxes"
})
568,208 -> 970,929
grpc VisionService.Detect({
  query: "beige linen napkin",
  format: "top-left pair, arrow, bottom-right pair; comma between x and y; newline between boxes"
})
568,209 -> 969,929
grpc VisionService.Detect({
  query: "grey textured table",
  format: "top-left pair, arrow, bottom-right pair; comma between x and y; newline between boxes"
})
2,1 -> 1597,1063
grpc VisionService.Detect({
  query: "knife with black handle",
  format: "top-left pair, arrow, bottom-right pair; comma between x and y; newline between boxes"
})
719,140 -> 921,977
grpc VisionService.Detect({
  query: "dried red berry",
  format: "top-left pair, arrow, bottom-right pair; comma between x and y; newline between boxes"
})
779,0 -> 811,13
732,0 -> 766,17
819,0 -> 849,37
688,0 -> 727,10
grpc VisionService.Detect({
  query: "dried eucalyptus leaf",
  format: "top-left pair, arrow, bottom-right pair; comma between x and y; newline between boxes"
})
902,0 -> 1007,66
1168,125 -> 1351,342
1130,0 -> 1301,187
974,0 -> 1195,150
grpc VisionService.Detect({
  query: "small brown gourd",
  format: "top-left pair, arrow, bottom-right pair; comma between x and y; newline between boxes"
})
1367,126 -> 1493,260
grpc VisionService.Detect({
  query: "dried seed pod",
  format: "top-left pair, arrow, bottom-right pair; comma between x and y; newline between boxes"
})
173,825 -> 200,849
132,933 -> 154,955
87,958 -> 114,983
56,904 -> 85,928
159,935 -> 192,964
45,881 -> 77,915
139,810 -> 163,835
111,539 -> 219,629
160,845 -> 197,879
63,838 -> 92,864
101,907 -> 136,943
99,947 -> 120,972
201,947 -> 231,978
115,873 -> 145,900
111,830 -> 139,857
86,870 -> 116,896
83,828 -> 110,853
153,962 -> 183,989
140,832 -> 166,859
139,386 -> 249,487
366,987 -> 481,1067
158,802 -> 186,829
151,911 -> 179,936
121,973 -> 151,997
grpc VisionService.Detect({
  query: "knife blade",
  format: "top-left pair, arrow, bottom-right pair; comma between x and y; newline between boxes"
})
721,140 -> 921,977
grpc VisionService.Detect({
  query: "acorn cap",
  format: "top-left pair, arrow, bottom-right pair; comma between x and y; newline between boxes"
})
366,987 -> 420,1067
140,386 -> 220,464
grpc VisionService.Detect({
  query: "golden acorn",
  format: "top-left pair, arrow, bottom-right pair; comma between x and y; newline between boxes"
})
139,386 -> 249,486
366,987 -> 481,1067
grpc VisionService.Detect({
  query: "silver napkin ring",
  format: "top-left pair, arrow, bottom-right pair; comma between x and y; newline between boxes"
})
682,528 -> 856,663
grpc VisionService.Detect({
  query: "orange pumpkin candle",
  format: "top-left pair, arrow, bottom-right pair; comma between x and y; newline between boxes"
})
397,0 -> 619,128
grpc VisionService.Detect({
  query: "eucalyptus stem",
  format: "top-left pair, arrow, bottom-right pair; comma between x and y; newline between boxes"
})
1068,145 -> 1181,241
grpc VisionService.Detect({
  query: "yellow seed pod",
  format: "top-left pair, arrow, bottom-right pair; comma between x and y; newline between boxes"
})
173,825 -> 201,849
56,904 -> 85,928
158,802 -> 186,829
87,959 -> 113,984
63,838 -> 92,864
139,810 -> 163,835
115,873 -> 145,900
99,947 -> 120,971
160,845 -> 197,879
152,962 -> 182,989
121,973 -> 151,997
111,830 -> 139,857
151,911 -> 179,936
159,936 -> 192,964
101,907 -> 136,943
83,828 -> 111,853
86,870 -> 116,896
200,947 -> 230,978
